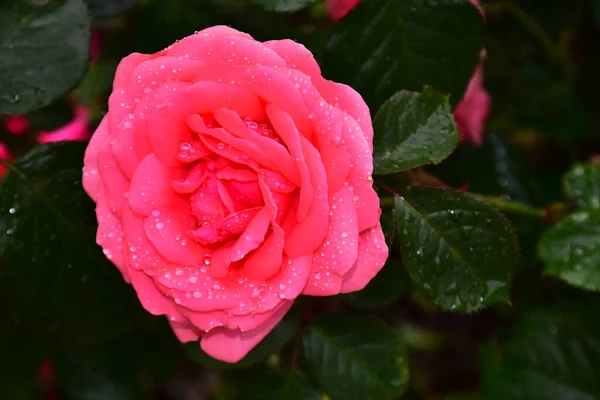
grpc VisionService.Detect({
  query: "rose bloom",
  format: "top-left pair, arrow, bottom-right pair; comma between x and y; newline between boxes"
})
327,0 -> 491,145
83,26 -> 388,362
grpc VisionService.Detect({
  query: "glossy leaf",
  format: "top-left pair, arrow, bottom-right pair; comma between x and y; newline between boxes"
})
238,370 -> 323,400
394,187 -> 518,312
340,258 -> 410,310
539,210 -> 600,291
0,143 -> 150,346
373,88 -> 459,174
563,163 -> 600,210
323,0 -> 483,111
0,0 -> 91,114
380,209 -> 396,247
302,313 -> 409,400
482,302 -> 600,399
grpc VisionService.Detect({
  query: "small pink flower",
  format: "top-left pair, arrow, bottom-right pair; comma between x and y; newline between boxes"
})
453,55 -> 490,146
4,115 -> 30,135
326,0 -> 360,20
38,106 -> 91,144
0,141 -> 11,177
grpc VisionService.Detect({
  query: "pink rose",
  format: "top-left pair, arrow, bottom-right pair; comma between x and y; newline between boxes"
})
326,0 -> 491,145
38,106 -> 91,144
82,26 -> 388,362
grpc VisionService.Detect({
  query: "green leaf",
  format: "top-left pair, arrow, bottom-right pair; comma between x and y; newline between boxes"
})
250,0 -> 317,12
237,370 -> 323,400
380,209 -> 396,247
0,142 -> 150,346
563,164 -> 600,210
323,0 -> 483,111
394,187 -> 518,312
0,0 -> 91,115
86,0 -> 138,20
482,302 -> 600,400
373,88 -> 459,174
340,258 -> 410,310
302,313 -> 409,400
539,210 -> 600,291
183,301 -> 301,369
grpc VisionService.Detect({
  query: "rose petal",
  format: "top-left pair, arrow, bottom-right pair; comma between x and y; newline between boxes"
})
83,117 -> 110,201
340,224 -> 388,293
129,154 -> 181,216
128,269 -> 180,316
200,300 -> 292,362
144,207 -> 206,266
213,108 -> 300,186
97,139 -> 130,215
303,186 -> 359,295
266,105 -> 313,222
283,137 -> 329,257
169,318 -> 201,342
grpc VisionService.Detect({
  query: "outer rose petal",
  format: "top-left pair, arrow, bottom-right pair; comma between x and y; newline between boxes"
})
200,300 -> 292,362
83,116 -> 110,202
340,224 -> 388,293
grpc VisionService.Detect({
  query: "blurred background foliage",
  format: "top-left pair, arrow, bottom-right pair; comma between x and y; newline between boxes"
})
2,0 -> 600,399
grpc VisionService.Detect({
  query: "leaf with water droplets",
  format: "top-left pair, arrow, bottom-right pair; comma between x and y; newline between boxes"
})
0,142 -> 150,346
482,301 -> 600,399
539,210 -> 600,291
0,0 -> 90,115
394,187 -> 518,312
323,0 -> 483,111
373,87 -> 459,174
302,313 -> 409,400
563,164 -> 600,210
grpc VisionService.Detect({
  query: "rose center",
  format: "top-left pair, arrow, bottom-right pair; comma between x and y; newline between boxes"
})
171,116 -> 290,249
